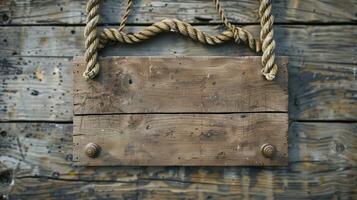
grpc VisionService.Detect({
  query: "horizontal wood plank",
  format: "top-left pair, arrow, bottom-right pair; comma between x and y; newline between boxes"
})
1,122 -> 355,178
8,171 -> 357,200
0,25 -> 356,121
0,0 -> 356,25
0,57 -> 73,121
73,113 -> 288,166
73,56 -> 288,114
1,25 -> 356,64
1,122 -> 356,198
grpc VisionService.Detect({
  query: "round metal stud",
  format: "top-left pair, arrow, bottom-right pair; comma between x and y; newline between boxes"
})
85,143 -> 101,158
261,143 -> 276,158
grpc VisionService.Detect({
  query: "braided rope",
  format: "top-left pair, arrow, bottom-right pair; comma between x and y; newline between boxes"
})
83,0 -> 279,80
213,0 -> 260,53
83,0 -> 100,79
259,0 -> 278,80
99,18 -> 261,51
118,0 -> 132,32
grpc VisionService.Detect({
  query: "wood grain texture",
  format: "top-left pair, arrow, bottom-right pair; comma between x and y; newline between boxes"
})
73,56 -> 288,166
0,57 -> 73,121
1,122 -> 356,199
0,0 -> 356,198
73,113 -> 288,166
0,25 -> 356,121
73,56 -> 288,114
8,172 -> 357,200
0,0 -> 356,25
1,25 -> 356,63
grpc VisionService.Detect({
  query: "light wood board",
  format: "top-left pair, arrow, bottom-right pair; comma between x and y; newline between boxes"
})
73,56 -> 288,114
73,56 -> 288,166
73,113 -> 288,166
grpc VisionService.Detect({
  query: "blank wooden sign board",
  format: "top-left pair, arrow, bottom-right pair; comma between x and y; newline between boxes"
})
73,56 -> 288,166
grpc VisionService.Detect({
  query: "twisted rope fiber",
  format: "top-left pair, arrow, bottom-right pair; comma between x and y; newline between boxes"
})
118,0 -> 133,32
259,0 -> 278,80
99,19 -> 260,50
213,0 -> 260,53
84,0 -> 101,79
84,0 -> 278,80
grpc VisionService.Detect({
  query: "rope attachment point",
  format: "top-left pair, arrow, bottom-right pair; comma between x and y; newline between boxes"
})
83,0 -> 279,81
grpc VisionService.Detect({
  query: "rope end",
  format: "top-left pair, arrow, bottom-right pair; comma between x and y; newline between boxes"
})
82,72 -> 90,80
83,63 -> 100,80
261,64 -> 278,81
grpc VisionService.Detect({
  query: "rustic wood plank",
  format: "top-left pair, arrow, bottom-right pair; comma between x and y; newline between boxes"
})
290,63 -> 357,120
0,25 -> 356,121
1,122 -> 355,179
1,122 -> 356,198
1,25 -> 356,64
0,57 -> 73,122
8,171 -> 357,200
74,56 -> 288,114
0,0 -> 355,198
0,0 -> 356,25
73,113 -> 288,166
73,57 -> 288,166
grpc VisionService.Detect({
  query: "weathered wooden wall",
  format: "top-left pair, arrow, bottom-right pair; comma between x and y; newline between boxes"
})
0,0 -> 356,199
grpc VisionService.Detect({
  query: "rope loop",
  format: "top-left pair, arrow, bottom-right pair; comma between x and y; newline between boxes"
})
83,0 -> 279,81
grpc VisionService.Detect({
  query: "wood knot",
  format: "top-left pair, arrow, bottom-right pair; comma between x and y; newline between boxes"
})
0,169 -> 13,186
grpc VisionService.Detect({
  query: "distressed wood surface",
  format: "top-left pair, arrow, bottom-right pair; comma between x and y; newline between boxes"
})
0,0 -> 356,25
7,172 -> 357,200
1,25 -> 356,63
0,25 -> 356,121
73,56 -> 288,166
0,57 -> 73,121
73,113 -> 288,166
0,122 -> 356,199
0,0 -> 356,198
74,56 -> 288,114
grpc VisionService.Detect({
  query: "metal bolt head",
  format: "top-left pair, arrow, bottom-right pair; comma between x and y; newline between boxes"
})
261,143 -> 276,158
85,143 -> 101,158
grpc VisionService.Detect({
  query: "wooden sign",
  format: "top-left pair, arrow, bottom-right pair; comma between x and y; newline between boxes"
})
73,56 -> 288,166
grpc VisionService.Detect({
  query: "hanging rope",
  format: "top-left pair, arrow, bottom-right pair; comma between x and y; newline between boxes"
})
83,0 -> 279,81
118,0 -> 133,32
259,0 -> 278,80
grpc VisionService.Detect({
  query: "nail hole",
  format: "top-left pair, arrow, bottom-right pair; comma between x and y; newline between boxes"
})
0,130 -> 7,137
31,90 -> 39,96
0,169 -> 13,187
2,14 -> 9,22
